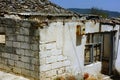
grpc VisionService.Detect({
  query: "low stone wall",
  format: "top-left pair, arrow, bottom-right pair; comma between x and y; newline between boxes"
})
0,17 -> 39,80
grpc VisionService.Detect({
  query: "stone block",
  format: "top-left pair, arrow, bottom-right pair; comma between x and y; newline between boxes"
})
40,58 -> 46,65
52,49 -> 62,56
10,54 -> 19,61
46,43 -> 56,50
39,72 -> 46,80
20,42 -> 30,49
22,21 -> 31,28
13,67 -> 21,74
46,56 -> 57,64
6,28 -> 14,34
63,60 -> 71,66
15,61 -> 24,68
16,49 -> 24,55
57,67 -> 65,74
13,42 -> 20,48
17,35 -> 24,42
21,56 -> 30,63
52,62 -> 63,69
24,36 -> 29,42
20,28 -> 29,35
45,69 -> 57,77
24,49 -> 30,56
31,44 -> 39,51
39,44 -> 46,52
39,51 -> 48,58
8,59 -> 14,66
40,64 -> 52,72
57,55 -> 65,61
22,68 -> 31,77
31,58 -> 39,65
6,41 -> 13,47
5,46 -> 13,53
2,53 -> 10,58
0,27 -> 5,33
24,63 -> 30,70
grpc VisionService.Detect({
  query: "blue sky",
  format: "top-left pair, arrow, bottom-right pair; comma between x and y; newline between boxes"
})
50,0 -> 120,12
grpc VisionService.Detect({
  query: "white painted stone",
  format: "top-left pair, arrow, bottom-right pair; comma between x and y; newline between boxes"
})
45,69 -> 56,77
52,62 -> 63,69
57,55 -> 65,61
40,64 -> 52,72
63,60 -> 71,66
46,43 -> 56,50
101,25 -> 113,32
46,56 -> 57,64
85,21 -> 99,33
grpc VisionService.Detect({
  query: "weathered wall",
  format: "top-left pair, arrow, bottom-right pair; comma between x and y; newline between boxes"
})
0,17 -> 40,80
84,21 -> 120,76
39,21 -> 86,80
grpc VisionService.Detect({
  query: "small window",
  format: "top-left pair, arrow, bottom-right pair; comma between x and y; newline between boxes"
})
84,34 -> 102,65
0,34 -> 5,44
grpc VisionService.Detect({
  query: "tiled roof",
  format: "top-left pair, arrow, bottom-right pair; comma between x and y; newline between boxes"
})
0,0 -> 75,16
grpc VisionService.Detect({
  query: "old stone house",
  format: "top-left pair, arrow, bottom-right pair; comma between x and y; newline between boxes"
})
0,0 -> 120,80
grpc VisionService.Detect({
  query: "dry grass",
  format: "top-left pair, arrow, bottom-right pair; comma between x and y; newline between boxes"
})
54,75 -> 76,80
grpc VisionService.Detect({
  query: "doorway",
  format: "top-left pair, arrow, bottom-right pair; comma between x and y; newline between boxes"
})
85,32 -> 115,75
102,32 -> 115,75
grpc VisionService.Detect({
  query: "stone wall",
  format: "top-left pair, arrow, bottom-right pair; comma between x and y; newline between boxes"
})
0,17 -> 40,80
39,22 -> 71,80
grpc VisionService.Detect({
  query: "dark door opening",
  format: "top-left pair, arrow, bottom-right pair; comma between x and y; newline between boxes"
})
85,32 -> 115,75
102,32 -> 115,75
